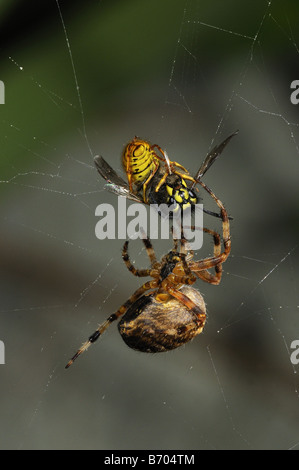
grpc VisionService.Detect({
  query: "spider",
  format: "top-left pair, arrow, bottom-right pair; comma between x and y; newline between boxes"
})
65,179 -> 231,368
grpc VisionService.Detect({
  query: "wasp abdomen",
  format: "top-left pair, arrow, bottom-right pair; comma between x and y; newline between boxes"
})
122,138 -> 158,186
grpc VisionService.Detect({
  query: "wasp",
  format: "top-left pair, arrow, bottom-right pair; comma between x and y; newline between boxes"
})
94,132 -> 238,218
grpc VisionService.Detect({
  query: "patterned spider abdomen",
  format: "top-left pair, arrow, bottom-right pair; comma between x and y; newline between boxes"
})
118,286 -> 206,353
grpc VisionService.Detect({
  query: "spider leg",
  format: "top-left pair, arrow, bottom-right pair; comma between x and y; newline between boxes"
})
173,234 -> 195,280
184,225 -> 223,285
122,235 -> 159,278
122,241 -> 152,277
167,270 -> 197,286
151,143 -> 168,160
140,233 -> 158,265
200,180 -> 230,258
170,225 -> 182,254
170,227 -> 196,281
180,251 -> 192,275
165,249 -> 197,289
193,227 -> 222,285
188,181 -> 231,274
171,219 -> 195,258
65,279 -> 158,369
165,285 -> 206,326
195,269 -> 222,285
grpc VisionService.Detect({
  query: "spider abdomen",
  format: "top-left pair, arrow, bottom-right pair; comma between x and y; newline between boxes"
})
118,286 -> 206,353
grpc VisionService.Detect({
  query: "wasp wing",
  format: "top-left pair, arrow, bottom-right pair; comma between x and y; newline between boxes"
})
193,130 -> 239,183
94,155 -> 143,203
94,155 -> 128,187
103,182 -> 145,203
191,131 -> 238,220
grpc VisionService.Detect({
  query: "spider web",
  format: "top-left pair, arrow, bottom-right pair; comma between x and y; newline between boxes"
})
0,0 -> 299,450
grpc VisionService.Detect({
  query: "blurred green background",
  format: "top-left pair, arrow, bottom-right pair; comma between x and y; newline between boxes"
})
0,0 -> 299,450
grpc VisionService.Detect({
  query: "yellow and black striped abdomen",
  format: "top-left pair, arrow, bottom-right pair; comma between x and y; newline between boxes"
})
123,138 -> 159,189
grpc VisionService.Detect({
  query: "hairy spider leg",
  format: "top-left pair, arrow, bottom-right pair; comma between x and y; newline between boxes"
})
122,235 -> 159,278
164,284 -> 206,328
65,279 -> 158,369
182,225 -> 223,285
188,180 -> 231,282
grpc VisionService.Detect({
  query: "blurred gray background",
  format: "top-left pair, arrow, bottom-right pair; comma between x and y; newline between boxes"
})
0,0 -> 298,450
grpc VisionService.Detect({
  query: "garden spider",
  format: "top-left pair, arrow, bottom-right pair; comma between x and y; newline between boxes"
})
65,179 -> 231,368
